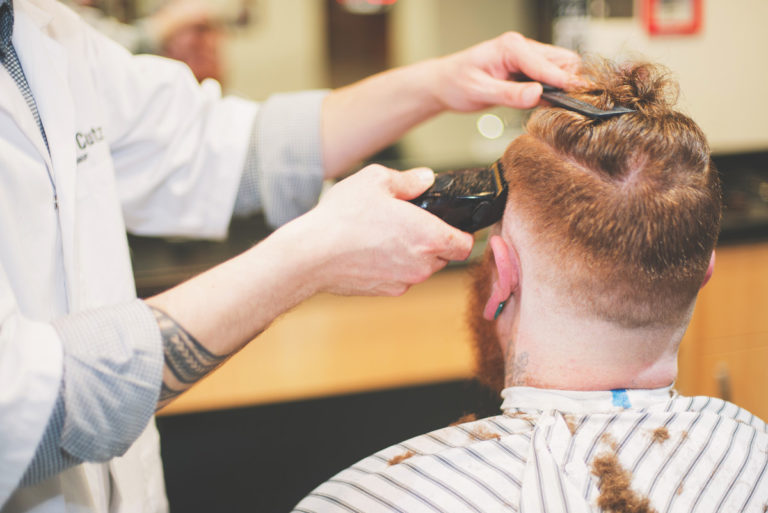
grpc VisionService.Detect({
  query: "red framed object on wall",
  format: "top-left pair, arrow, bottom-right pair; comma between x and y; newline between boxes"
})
642,0 -> 703,35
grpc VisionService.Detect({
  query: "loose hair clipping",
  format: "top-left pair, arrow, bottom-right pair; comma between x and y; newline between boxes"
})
541,85 -> 635,119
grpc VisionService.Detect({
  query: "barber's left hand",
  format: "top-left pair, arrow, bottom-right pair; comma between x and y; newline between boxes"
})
428,32 -> 582,112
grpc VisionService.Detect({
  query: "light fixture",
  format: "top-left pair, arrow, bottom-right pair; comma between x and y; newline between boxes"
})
476,114 -> 505,140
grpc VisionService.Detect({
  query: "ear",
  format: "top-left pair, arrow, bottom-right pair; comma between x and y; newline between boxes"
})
482,235 -> 520,321
700,250 -> 715,289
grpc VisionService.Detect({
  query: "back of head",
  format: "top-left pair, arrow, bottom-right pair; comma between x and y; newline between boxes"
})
501,59 -> 721,327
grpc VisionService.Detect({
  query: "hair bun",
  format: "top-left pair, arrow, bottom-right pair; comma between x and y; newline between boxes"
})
572,59 -> 679,114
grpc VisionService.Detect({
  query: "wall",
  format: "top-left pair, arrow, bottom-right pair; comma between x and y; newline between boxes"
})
571,1 -> 768,154
216,1 -> 768,159
223,0 -> 329,99
218,0 -> 537,168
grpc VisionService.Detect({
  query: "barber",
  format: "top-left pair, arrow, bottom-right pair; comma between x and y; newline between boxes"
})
0,0 -> 580,510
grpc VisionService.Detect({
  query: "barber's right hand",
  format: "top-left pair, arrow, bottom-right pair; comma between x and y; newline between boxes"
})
289,164 -> 474,297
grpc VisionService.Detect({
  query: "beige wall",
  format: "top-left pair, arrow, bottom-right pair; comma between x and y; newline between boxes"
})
573,1 -> 768,154
220,0 -> 535,168
219,0 -> 767,164
223,0 -> 329,99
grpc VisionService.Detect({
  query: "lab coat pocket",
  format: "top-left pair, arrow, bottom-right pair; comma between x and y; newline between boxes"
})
75,150 -> 125,236
75,134 -> 112,201
73,152 -> 136,310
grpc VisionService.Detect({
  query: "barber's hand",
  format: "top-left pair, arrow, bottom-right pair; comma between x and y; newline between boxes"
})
295,165 -> 474,297
430,32 -> 582,111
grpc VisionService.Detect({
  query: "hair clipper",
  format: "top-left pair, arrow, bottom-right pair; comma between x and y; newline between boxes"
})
409,161 -> 508,233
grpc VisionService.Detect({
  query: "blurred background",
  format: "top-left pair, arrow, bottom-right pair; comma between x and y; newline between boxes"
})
77,1 -> 768,511
81,0 -> 768,168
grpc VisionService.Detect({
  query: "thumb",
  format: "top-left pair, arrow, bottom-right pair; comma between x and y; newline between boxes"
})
390,167 -> 435,200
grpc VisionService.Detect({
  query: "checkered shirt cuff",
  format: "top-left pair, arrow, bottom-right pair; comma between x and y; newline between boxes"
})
233,89 -> 328,227
20,300 -> 163,485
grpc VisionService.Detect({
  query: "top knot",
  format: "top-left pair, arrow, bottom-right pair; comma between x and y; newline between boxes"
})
568,59 -> 679,115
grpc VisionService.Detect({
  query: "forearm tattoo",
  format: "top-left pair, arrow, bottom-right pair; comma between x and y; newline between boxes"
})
151,306 -> 228,405
159,381 -> 182,403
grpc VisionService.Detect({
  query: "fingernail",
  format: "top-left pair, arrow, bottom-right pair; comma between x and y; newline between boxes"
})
567,75 -> 591,89
523,84 -> 542,106
415,168 -> 435,186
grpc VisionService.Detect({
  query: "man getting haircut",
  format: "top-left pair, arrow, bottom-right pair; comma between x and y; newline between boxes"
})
292,60 -> 768,513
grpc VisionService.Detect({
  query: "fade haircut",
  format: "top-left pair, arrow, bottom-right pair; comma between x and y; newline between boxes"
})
501,60 -> 721,327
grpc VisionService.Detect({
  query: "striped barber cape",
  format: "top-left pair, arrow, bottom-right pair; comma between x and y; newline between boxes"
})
293,386 -> 768,513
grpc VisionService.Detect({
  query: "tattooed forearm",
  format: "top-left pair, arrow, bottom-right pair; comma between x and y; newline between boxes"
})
153,306 -> 227,383
151,306 -> 228,407
159,382 -> 183,403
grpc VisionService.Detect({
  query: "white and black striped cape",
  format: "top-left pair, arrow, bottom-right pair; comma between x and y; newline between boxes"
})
293,387 -> 768,513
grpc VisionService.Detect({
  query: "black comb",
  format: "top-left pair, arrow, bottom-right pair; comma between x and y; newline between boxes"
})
541,84 -> 635,118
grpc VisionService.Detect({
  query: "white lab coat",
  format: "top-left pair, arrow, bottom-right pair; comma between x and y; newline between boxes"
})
0,0 -> 258,510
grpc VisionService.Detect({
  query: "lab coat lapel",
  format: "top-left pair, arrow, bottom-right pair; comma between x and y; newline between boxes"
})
13,9 -> 79,311
0,73 -> 51,166
0,13 -> 51,168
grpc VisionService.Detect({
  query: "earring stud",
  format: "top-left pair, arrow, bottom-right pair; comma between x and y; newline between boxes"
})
494,301 -> 507,320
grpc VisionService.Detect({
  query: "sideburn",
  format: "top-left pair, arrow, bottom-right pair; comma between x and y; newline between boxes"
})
467,251 -> 506,393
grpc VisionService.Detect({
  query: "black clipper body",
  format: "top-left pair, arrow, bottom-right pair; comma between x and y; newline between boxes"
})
410,161 -> 508,233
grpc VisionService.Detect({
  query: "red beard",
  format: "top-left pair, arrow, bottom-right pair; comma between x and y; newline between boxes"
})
467,250 -> 506,393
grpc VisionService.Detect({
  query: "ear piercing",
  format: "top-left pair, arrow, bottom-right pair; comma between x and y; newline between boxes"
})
494,301 -> 507,320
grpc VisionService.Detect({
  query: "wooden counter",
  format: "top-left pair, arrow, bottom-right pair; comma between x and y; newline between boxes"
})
159,243 -> 768,421
159,268 -> 476,415
677,242 -> 768,420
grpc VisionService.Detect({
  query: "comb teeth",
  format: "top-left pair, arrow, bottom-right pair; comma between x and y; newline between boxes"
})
541,85 -> 635,119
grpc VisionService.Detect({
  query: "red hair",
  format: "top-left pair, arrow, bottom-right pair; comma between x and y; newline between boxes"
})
501,60 -> 721,326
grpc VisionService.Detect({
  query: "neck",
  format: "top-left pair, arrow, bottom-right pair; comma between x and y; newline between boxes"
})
499,297 -> 693,391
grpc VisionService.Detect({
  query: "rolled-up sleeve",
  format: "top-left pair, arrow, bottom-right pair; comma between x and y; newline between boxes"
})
21,299 -> 163,486
233,90 -> 328,228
